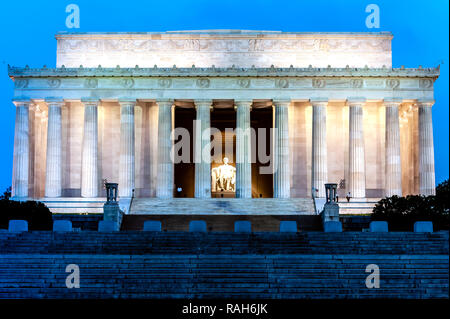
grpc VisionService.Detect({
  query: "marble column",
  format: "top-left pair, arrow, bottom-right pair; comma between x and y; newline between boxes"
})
194,99 -> 212,198
12,99 -> 30,198
156,99 -> 174,198
81,99 -> 99,198
348,98 -> 366,198
235,100 -> 252,198
418,99 -> 436,195
273,100 -> 290,198
311,99 -> 328,198
119,99 -> 136,198
45,98 -> 64,197
384,99 -> 402,197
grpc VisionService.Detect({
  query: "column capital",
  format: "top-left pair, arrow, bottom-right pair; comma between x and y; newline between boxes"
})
81,98 -> 100,106
194,99 -> 213,108
118,98 -> 137,106
12,97 -> 31,107
347,97 -> 366,107
416,99 -> 435,107
234,100 -> 253,107
383,98 -> 403,108
273,99 -> 291,107
156,99 -> 174,107
45,97 -> 65,107
310,98 -> 328,107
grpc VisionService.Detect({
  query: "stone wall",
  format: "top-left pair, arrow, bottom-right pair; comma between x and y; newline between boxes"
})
56,31 -> 393,68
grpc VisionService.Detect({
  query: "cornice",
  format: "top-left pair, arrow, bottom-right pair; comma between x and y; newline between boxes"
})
8,65 -> 440,79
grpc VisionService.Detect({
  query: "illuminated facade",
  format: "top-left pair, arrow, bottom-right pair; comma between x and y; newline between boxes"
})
8,30 -> 438,215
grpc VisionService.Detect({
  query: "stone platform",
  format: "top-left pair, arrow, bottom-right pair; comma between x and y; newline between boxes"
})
129,198 -> 315,215
122,214 -> 322,232
337,198 -> 381,215
38,197 -> 106,214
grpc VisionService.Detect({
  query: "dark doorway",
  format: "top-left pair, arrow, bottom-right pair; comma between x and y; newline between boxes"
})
251,107 -> 273,198
174,107 -> 195,197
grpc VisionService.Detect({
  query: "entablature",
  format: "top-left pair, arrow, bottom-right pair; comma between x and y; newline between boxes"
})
8,65 -> 440,79
8,66 -> 439,102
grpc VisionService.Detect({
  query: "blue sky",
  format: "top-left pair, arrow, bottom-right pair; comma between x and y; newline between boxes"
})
0,0 -> 448,192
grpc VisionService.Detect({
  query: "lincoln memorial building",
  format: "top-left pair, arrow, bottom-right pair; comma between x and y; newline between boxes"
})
8,30 -> 439,217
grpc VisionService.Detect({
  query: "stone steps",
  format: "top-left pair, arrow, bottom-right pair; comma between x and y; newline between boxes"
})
0,253 -> 447,299
1,231 -> 447,299
129,198 -> 316,215
1,232 -> 448,255
338,199 -> 380,215
39,197 -> 106,214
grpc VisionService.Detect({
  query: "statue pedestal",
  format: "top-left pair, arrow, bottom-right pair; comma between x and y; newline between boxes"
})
103,202 -> 123,229
320,202 -> 340,223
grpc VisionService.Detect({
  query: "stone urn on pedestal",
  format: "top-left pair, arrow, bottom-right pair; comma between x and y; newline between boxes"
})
103,183 -> 123,229
320,183 -> 340,224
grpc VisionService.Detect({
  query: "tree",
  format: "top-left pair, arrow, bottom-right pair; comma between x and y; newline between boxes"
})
0,186 -> 11,200
372,180 -> 449,231
0,186 -> 52,230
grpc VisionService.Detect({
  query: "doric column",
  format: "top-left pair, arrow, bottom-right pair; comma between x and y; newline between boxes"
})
273,100 -> 290,198
348,98 -> 366,198
194,99 -> 212,198
311,99 -> 328,198
384,99 -> 402,197
418,99 -> 436,195
12,99 -> 30,198
118,99 -> 136,198
81,98 -> 99,198
45,98 -> 64,197
156,99 -> 174,198
235,100 -> 252,198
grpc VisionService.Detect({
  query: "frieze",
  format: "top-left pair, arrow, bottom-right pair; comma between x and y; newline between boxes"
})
10,76 -> 437,94
275,79 -> 289,88
14,79 -> 28,88
8,66 -> 438,97
312,79 -> 326,88
54,32 -> 395,68
47,79 -> 61,88
57,38 -> 392,53
158,78 -> 172,88
419,78 -> 433,89
386,79 -> 400,89
237,79 -> 250,88
84,78 -> 98,88
120,78 -> 134,88
351,79 -> 363,88
196,78 -> 210,88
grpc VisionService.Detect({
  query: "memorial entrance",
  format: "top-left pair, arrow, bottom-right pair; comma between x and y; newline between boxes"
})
173,102 -> 274,199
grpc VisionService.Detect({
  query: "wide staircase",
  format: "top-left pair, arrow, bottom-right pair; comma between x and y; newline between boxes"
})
129,198 -> 316,215
0,231 -> 448,299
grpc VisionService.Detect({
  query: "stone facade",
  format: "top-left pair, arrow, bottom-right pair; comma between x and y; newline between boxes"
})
8,31 -> 439,213
55,31 -> 393,68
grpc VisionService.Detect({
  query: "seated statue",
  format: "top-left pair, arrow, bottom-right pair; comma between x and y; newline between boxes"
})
212,157 -> 236,192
